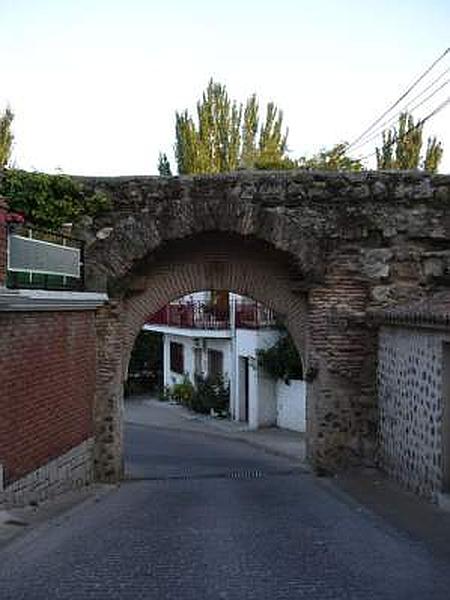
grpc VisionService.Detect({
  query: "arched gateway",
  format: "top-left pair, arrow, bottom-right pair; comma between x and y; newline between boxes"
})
79,170 -> 450,481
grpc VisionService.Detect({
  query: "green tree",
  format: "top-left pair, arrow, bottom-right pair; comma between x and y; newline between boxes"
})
298,143 -> 362,172
0,106 -> 14,168
174,79 -> 291,174
157,152 -> 172,176
376,111 -> 443,172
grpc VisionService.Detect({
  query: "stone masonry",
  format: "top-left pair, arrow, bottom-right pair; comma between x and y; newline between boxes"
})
70,170 -> 450,481
376,293 -> 450,500
378,327 -> 446,499
0,438 -> 94,507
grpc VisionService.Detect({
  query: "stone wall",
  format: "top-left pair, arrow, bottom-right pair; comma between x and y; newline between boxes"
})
74,170 -> 450,478
378,325 -> 449,499
0,438 -> 94,507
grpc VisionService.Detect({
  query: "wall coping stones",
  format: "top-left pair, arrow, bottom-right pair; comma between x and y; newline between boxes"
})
370,291 -> 450,330
0,287 -> 108,311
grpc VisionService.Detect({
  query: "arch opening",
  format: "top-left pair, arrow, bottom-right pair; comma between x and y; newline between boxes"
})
92,229 -> 377,482
123,286 -> 308,478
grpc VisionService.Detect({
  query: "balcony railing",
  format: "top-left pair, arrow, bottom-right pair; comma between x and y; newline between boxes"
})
146,300 -> 277,330
235,302 -> 276,329
6,223 -> 85,291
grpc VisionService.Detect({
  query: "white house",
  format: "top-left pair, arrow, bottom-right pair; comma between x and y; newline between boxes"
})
144,292 -> 306,432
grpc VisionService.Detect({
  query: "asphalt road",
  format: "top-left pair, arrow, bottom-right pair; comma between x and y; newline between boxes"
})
1,423 -> 450,599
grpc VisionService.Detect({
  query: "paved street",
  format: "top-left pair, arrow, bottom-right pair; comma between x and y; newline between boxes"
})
1,420 -> 450,599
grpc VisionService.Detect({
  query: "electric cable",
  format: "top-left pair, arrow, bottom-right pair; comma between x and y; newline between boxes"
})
349,75 -> 450,153
348,65 -> 450,152
347,47 -> 450,150
356,95 -> 450,163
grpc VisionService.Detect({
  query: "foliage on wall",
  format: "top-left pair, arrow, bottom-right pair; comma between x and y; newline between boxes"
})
297,143 -> 363,172
257,333 -> 303,383
0,169 -> 111,230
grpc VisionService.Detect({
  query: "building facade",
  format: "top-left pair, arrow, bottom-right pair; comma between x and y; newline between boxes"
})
144,292 -> 306,432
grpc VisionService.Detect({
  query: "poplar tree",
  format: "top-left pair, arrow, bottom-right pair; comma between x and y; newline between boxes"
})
0,106 -> 14,168
157,152 -> 172,176
376,111 -> 443,172
174,79 -> 292,174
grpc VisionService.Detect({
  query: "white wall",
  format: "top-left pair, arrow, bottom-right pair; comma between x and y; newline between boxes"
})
256,370 -> 277,427
162,326 -> 306,433
233,328 -> 280,428
163,333 -> 232,388
276,380 -> 306,432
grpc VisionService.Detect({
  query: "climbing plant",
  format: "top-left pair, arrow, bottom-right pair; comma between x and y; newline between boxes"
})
257,333 -> 303,383
0,169 -> 111,230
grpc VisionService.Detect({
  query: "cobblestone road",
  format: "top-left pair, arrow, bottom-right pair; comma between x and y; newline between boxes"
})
1,424 -> 450,599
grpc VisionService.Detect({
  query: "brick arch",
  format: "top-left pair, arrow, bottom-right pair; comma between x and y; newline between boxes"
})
83,175 -> 326,295
93,225 -> 377,483
121,233 -> 308,370
93,233 -> 311,481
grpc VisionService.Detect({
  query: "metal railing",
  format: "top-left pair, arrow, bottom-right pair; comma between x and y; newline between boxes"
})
6,223 -> 85,291
146,300 -> 277,330
234,302 -> 277,329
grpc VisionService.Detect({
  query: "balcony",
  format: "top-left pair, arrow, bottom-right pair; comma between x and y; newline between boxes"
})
146,300 -> 277,331
6,223 -> 84,292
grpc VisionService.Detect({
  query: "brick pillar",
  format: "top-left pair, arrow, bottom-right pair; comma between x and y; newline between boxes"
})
307,258 -> 377,472
0,196 -> 8,286
94,300 -> 125,482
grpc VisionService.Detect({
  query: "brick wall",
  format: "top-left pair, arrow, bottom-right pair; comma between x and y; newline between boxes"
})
0,311 -> 96,485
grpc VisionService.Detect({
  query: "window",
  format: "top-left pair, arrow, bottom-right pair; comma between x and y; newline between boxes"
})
208,349 -> 223,378
170,342 -> 184,374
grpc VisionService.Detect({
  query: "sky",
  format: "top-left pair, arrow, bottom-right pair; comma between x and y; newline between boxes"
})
0,0 -> 449,176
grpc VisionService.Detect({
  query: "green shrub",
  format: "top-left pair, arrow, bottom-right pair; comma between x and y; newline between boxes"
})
170,374 -> 195,407
158,386 -> 172,402
192,373 -> 230,415
163,373 -> 230,416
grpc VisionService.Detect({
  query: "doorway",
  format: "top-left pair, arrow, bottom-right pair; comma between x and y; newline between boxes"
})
238,356 -> 249,422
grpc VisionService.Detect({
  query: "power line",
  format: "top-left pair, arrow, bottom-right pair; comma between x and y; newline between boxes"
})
348,64 -> 450,151
347,47 -> 450,150
356,95 -> 450,163
349,75 -> 450,153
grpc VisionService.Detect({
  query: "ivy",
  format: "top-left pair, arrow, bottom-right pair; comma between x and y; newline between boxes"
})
257,333 -> 303,383
0,169 -> 111,230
